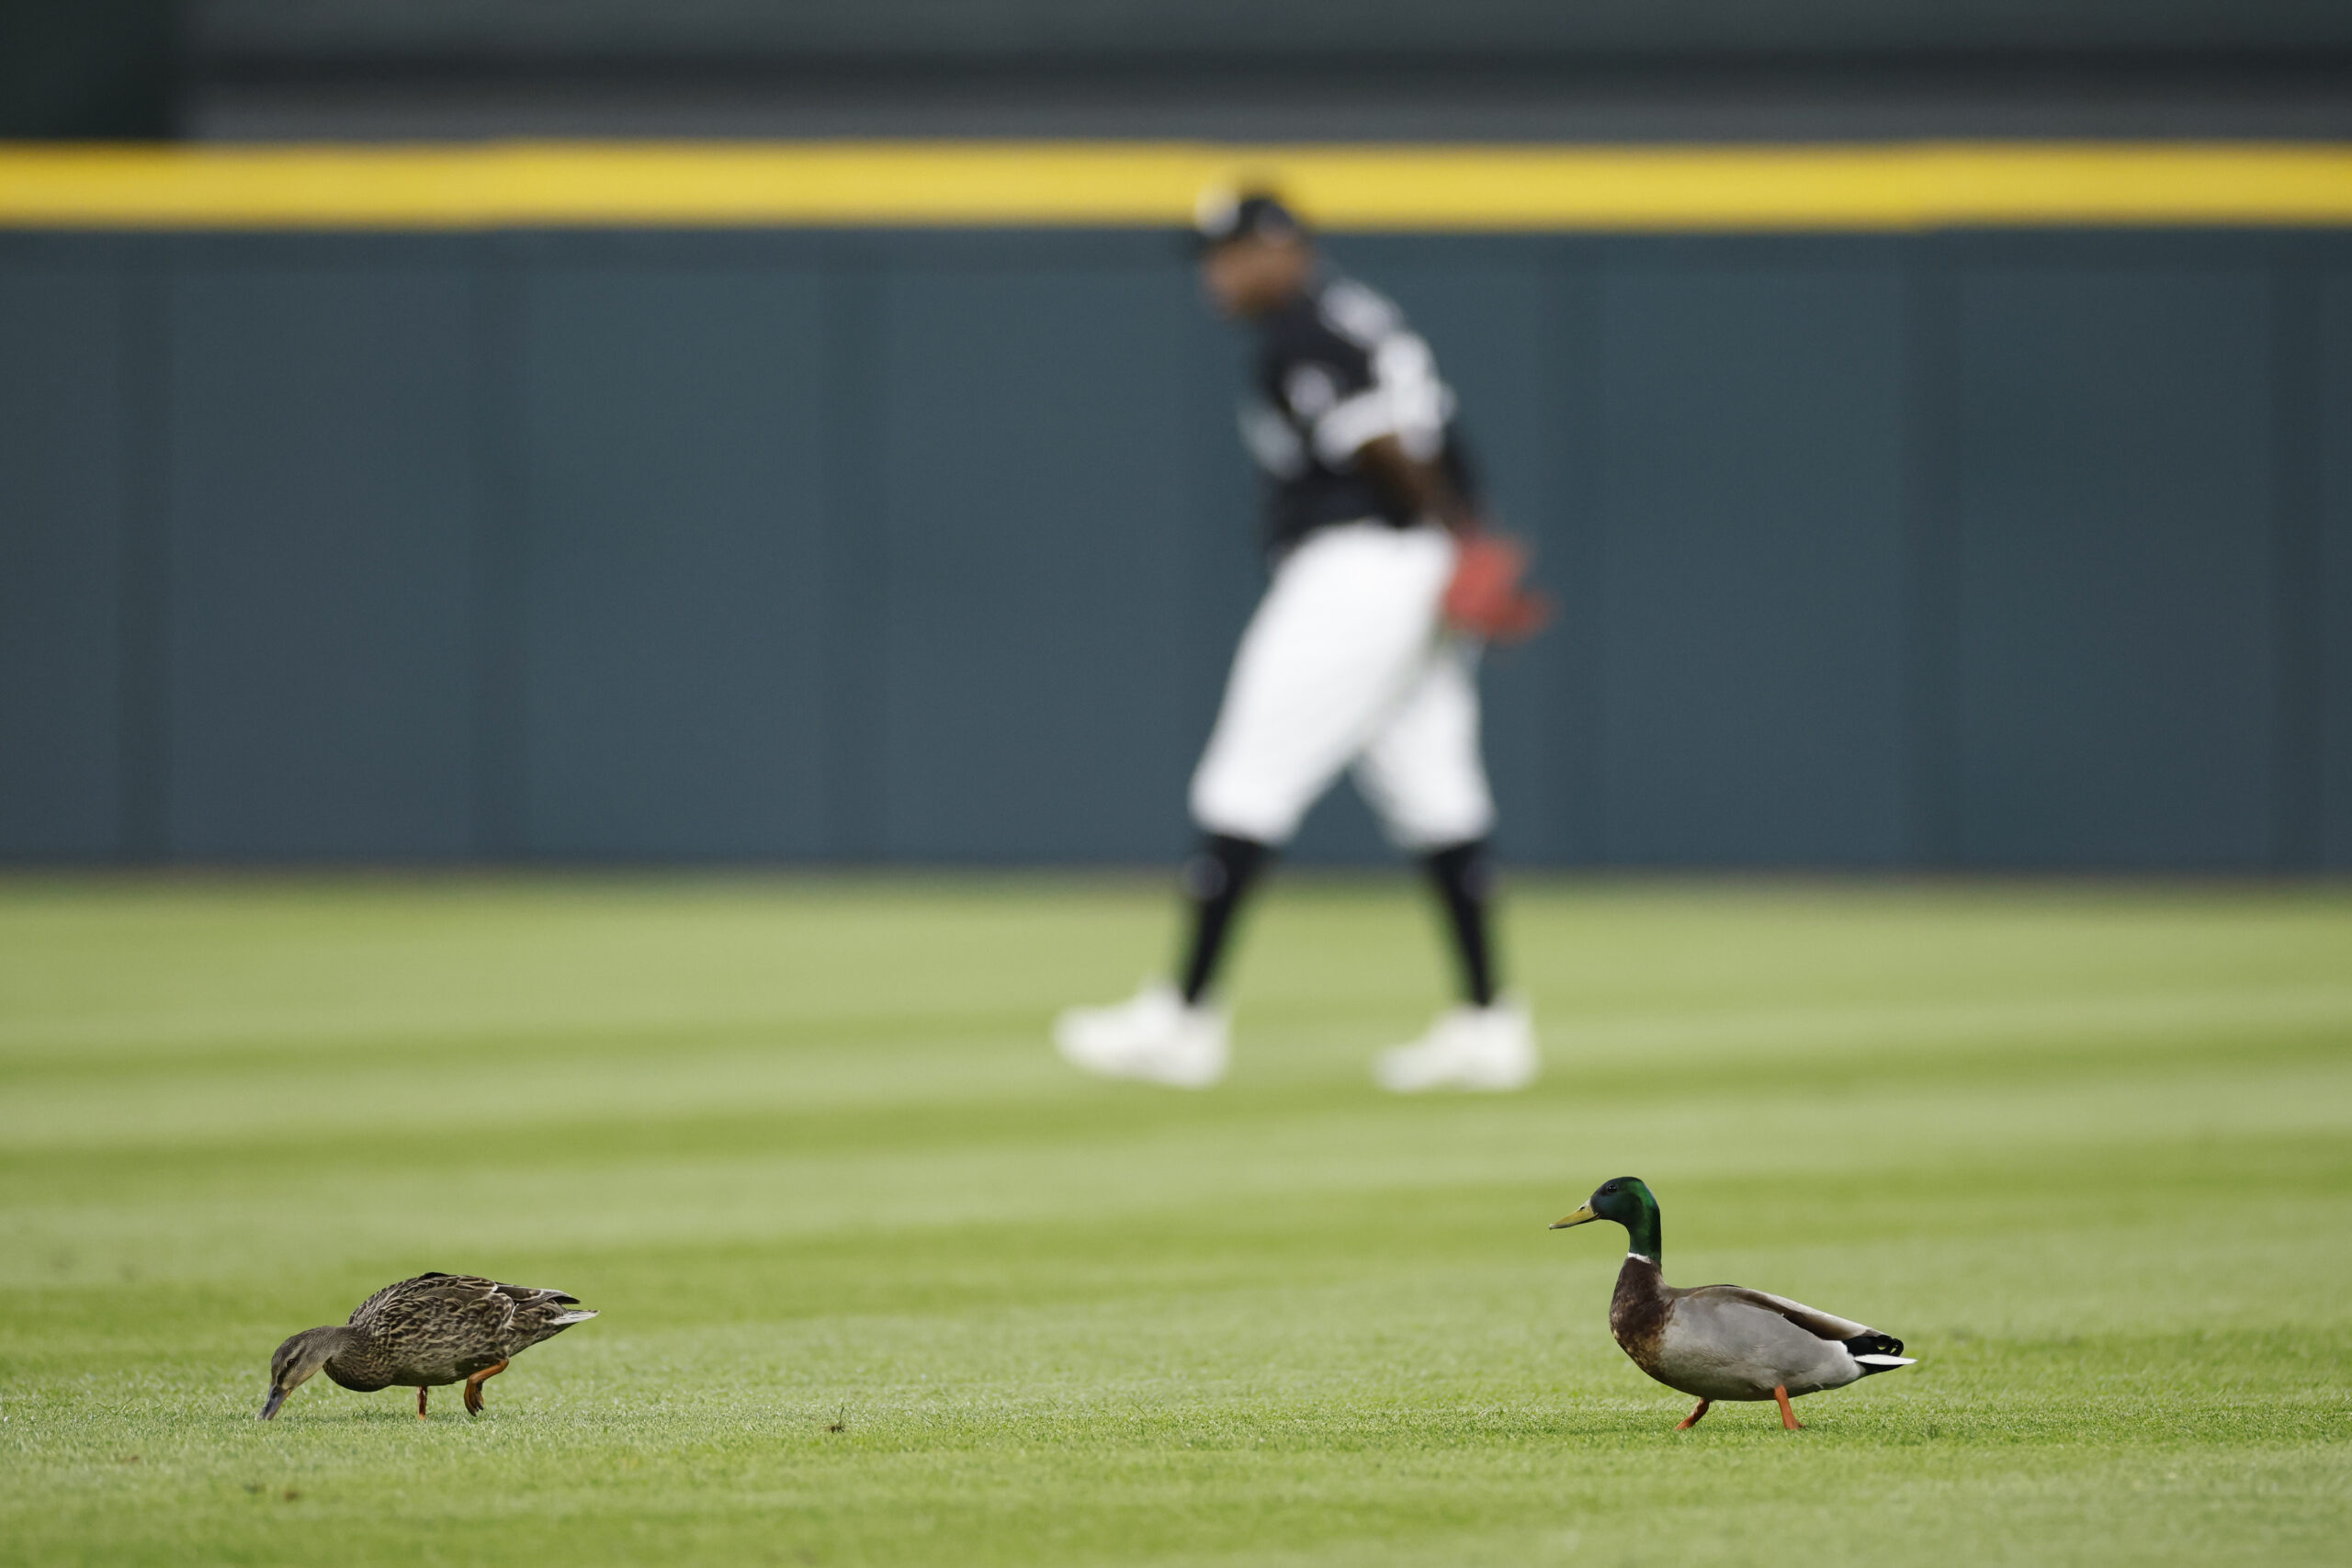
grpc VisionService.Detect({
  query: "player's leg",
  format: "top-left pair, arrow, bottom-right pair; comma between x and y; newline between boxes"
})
1422,836 -> 1498,1008
1174,832 -> 1274,1006
1353,639 -> 1537,1092
1184,525 -> 1456,993
1057,525 -> 1448,1086
1188,525 -> 1452,845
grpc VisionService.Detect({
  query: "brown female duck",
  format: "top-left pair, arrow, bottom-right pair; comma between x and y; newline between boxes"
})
260,1273 -> 597,1420
1552,1178 -> 1914,1430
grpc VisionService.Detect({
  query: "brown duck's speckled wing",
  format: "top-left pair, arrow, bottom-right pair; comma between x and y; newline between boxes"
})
346,1273 -> 593,1376
1679,1284 -> 1873,1342
347,1275 -> 517,1380
347,1271 -> 466,1326
348,1273 -> 509,1333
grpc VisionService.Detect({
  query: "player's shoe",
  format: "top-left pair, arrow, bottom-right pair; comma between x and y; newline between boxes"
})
1373,996 -> 1538,1093
1053,983 -> 1229,1089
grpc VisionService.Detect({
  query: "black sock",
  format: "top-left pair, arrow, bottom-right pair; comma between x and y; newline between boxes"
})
1423,838 -> 1498,1008
1177,833 -> 1273,1005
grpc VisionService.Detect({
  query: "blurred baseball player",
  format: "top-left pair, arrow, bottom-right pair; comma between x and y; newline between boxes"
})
1055,189 -> 1548,1092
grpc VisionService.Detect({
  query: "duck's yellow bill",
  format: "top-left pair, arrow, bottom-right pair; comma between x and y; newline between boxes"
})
1550,1203 -> 1599,1229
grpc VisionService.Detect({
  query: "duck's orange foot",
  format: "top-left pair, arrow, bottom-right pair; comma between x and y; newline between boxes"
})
416,1387 -> 428,1420
1675,1399 -> 1712,1430
1773,1384 -> 1803,1431
463,1359 -> 510,1416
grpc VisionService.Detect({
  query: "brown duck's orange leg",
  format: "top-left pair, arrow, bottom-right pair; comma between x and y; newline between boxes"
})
1675,1399 -> 1712,1430
416,1387 -> 428,1420
1773,1384 -> 1802,1431
463,1360 -> 510,1416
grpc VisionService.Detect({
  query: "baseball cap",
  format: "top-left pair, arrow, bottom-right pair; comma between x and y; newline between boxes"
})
1193,186 -> 1305,251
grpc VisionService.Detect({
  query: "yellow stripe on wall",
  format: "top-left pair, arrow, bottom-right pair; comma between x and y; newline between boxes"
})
4,141 -> 2352,231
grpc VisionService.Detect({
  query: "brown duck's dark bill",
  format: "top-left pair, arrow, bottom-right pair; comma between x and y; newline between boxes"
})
1550,1202 -> 1599,1229
259,1387 -> 288,1420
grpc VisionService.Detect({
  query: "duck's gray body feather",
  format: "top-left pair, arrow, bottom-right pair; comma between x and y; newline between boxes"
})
1653,1288 -> 1873,1399
1611,1257 -> 1908,1403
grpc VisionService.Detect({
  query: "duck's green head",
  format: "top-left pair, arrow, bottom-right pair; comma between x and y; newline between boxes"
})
1550,1176 -> 1663,1260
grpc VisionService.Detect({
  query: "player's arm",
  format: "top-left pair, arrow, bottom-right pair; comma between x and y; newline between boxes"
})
1354,434 -> 1480,538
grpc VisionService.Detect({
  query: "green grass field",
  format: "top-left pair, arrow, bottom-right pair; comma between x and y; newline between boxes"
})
2,873 -> 2346,1566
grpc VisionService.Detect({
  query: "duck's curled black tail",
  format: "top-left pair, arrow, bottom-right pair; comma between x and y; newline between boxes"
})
1843,1332 -> 1917,1375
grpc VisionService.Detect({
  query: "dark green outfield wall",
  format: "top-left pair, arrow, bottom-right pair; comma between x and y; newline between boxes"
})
2,227 -> 2347,868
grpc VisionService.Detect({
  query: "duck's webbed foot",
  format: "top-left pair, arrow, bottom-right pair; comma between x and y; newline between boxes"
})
416,1387 -> 429,1420
1772,1384 -> 1802,1431
463,1359 -> 510,1416
1675,1398 -> 1711,1430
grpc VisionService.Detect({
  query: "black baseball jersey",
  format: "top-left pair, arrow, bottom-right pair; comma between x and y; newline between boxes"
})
1238,271 -> 1474,554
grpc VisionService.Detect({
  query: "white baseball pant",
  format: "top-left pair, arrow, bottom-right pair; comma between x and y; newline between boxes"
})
1189,521 -> 1495,851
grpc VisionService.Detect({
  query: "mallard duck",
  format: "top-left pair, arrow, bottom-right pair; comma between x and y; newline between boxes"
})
1551,1177 -> 1914,1430
260,1273 -> 597,1420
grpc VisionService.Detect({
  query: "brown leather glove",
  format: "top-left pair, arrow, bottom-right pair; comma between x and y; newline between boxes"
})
1442,533 -> 1552,643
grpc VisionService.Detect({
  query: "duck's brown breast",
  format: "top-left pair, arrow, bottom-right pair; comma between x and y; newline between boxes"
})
1608,1256 -> 1673,1375
323,1350 -> 395,1393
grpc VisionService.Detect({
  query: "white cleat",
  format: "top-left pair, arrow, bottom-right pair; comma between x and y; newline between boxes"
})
1054,983 -> 1229,1089
1374,996 -> 1538,1093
